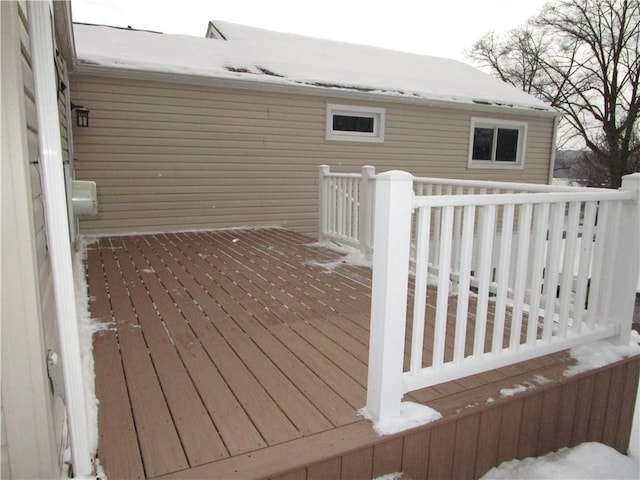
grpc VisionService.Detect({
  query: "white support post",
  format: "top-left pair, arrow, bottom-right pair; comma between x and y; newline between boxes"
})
365,170 -> 414,423
28,1 -> 92,476
318,165 -> 330,242
607,173 -> 640,345
359,165 -> 376,254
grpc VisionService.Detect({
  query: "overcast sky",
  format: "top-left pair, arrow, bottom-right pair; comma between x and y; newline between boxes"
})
71,0 -> 550,61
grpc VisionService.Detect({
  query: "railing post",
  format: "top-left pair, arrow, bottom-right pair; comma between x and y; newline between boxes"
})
359,165 -> 376,254
365,170 -> 414,423
318,165 -> 330,242
608,173 -> 640,345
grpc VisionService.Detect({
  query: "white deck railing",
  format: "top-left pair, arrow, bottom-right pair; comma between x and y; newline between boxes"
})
318,166 -> 640,424
366,170 -> 640,423
318,165 -> 375,252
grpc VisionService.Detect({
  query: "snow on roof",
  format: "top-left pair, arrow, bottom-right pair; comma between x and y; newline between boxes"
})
73,21 -> 554,112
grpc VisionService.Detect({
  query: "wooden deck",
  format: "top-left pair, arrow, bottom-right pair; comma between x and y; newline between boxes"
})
86,228 -> 640,479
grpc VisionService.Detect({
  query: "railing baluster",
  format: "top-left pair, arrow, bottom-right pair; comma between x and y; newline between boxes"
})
473,204 -> 496,358
346,178 -> 353,240
492,203 -> 514,354
526,203 -> 549,346
410,207 -> 431,374
586,201 -> 611,329
558,202 -> 581,337
433,205 -> 454,368
432,185 -> 443,266
573,201 -> 597,333
542,202 -> 566,342
451,186 -> 464,287
453,205 -> 475,363
510,203 -> 532,350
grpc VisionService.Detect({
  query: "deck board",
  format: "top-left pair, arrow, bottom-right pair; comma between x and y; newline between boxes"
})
87,229 -> 639,480
100,241 -> 189,478
113,237 -> 229,466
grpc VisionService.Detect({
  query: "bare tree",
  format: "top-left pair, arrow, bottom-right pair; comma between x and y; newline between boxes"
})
468,0 -> 640,188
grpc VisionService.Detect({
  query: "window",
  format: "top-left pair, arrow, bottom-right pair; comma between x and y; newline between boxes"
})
326,104 -> 385,143
468,118 -> 527,168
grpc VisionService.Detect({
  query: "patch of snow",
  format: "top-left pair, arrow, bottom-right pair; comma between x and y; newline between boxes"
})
73,22 -> 554,113
480,442 -> 639,479
499,384 -> 530,397
359,401 -> 442,436
307,241 -> 372,270
73,236 -> 111,465
486,397 -> 495,403
372,473 -> 403,480
533,374 -> 551,385
564,330 -> 640,377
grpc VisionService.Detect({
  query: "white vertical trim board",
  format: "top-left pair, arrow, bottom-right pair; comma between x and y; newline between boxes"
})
27,1 -> 93,476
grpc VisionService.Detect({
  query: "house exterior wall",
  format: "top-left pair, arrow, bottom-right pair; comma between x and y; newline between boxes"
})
1,1 -> 61,477
70,75 -> 555,236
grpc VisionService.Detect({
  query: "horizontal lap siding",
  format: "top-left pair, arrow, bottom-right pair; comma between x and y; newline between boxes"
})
71,75 -> 554,235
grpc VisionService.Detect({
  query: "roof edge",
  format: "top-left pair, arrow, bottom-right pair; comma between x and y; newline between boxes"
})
71,63 -> 562,118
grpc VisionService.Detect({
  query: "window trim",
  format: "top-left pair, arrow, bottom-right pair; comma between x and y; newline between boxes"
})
468,117 -> 527,169
326,104 -> 385,143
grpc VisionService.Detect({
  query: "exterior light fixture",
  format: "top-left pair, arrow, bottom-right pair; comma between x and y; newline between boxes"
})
71,102 -> 89,127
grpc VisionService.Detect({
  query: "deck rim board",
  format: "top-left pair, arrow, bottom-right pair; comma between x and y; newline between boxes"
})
134,235 -> 271,454
112,237 -> 229,466
100,240 -> 189,477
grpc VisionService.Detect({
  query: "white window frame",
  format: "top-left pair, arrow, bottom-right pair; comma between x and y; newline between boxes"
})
468,117 -> 527,169
326,104 -> 385,143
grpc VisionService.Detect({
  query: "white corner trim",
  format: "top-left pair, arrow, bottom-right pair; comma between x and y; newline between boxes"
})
28,1 -> 93,476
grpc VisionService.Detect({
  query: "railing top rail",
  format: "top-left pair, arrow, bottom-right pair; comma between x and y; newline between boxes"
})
413,175 -> 612,193
323,172 -> 363,179
413,189 -> 634,208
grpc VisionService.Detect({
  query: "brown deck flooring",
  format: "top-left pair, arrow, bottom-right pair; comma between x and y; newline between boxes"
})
88,228 -> 584,479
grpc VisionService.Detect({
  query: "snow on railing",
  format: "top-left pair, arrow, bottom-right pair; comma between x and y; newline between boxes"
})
364,171 -> 640,425
318,165 -> 375,252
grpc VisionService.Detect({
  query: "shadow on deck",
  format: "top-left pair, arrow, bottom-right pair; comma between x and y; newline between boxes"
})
86,228 -> 640,479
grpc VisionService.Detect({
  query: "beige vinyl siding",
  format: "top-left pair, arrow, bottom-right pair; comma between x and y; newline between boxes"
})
2,1 -> 60,477
71,75 -> 554,236
1,404 -> 10,479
